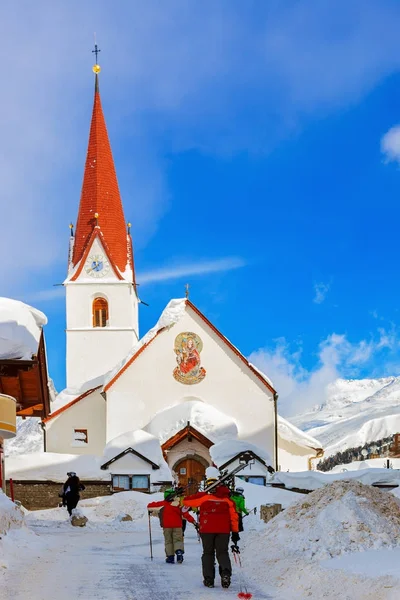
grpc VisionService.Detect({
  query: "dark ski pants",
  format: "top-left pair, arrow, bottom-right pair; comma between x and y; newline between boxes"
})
200,533 -> 231,581
66,495 -> 79,516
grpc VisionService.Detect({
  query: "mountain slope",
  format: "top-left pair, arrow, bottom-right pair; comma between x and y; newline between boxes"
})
291,376 -> 400,456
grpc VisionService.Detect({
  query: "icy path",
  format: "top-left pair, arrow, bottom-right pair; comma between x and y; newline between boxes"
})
1,515 -> 275,600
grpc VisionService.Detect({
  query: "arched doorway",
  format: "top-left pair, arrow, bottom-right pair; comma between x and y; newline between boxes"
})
174,456 -> 207,495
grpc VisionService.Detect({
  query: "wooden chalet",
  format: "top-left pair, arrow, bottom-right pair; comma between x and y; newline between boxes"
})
0,331 -> 50,419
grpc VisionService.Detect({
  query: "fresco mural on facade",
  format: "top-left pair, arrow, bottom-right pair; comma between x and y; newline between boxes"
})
173,332 -> 206,385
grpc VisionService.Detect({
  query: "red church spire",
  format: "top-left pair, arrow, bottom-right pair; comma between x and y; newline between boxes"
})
71,66 -> 133,276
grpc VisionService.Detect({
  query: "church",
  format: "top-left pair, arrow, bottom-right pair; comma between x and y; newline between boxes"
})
40,62 -> 322,493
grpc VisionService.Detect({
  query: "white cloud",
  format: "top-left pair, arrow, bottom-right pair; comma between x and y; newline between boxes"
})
381,125 -> 400,164
313,281 -> 330,304
249,327 -> 400,417
138,257 -> 245,285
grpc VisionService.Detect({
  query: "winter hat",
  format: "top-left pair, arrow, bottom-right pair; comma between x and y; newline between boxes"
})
235,487 -> 244,495
164,488 -> 175,500
67,472 -> 77,477
205,466 -> 220,480
206,478 -> 218,487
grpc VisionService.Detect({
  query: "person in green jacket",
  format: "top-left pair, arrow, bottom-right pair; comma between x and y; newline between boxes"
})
230,487 -> 249,532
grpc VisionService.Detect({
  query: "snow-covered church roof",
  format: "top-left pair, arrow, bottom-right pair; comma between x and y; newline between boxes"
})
278,415 -> 323,451
143,400 -> 238,444
0,298 -> 47,360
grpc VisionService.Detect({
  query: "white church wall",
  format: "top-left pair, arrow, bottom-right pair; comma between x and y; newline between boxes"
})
278,435 -> 316,472
65,282 -> 138,388
46,389 -> 106,455
106,307 -> 275,461
166,438 -> 212,471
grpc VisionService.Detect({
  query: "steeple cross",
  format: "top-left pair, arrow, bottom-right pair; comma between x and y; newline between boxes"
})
185,283 -> 190,299
92,42 -> 101,64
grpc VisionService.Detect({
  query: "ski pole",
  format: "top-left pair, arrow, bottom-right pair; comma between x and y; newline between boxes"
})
243,507 -> 257,519
148,511 -> 153,560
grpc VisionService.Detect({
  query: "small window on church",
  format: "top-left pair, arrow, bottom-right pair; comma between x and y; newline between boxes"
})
73,429 -> 88,445
93,297 -> 108,328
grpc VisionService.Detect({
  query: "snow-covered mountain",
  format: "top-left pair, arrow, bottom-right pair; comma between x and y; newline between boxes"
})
290,376 -> 400,457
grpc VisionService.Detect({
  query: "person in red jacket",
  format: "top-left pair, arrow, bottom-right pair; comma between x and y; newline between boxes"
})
183,484 -> 239,589
148,494 -> 196,564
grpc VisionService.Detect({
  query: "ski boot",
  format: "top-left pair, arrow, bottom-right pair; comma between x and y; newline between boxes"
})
221,573 -> 231,589
176,550 -> 184,564
203,578 -> 214,588
165,555 -> 175,564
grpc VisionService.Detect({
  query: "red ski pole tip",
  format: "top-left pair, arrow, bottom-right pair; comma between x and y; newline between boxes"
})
238,594 -> 246,599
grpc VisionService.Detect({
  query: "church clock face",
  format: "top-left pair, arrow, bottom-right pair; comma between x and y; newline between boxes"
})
85,254 -> 110,278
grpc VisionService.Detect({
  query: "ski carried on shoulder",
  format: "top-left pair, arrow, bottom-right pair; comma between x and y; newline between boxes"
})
203,452 -> 260,493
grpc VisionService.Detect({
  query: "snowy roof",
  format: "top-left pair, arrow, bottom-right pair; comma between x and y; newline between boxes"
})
5,452 -> 108,482
271,468 -> 400,491
0,297 -> 47,360
104,298 -> 276,394
278,415 -> 323,451
210,439 -> 273,468
102,430 -> 172,481
143,400 -> 238,445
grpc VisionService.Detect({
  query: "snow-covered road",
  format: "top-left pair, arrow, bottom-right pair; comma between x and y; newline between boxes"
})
1,515 -> 275,600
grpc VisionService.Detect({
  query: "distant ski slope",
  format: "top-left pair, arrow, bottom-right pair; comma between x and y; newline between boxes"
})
290,377 -> 400,457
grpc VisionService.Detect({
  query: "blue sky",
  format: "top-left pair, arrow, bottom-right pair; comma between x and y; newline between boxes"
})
3,1 -> 400,415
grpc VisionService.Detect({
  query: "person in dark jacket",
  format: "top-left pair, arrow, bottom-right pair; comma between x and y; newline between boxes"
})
183,484 -> 239,589
63,472 -> 85,516
148,494 -> 196,563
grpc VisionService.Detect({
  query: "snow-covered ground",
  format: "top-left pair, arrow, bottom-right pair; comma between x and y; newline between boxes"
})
2,482 -> 400,599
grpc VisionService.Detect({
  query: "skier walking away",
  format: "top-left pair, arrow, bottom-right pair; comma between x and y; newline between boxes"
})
183,483 -> 239,589
231,486 -> 249,533
63,472 -> 85,517
148,492 -> 196,564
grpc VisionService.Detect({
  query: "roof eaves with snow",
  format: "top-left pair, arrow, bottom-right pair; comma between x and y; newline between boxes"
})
219,450 -> 274,473
278,415 -> 323,451
186,300 -> 277,395
103,299 -> 277,396
42,385 -> 102,423
100,447 -> 160,470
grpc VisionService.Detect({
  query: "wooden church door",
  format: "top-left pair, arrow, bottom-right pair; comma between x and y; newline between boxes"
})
176,458 -> 206,495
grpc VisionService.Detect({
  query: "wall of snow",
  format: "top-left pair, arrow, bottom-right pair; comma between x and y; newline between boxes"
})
6,452 -> 107,482
0,297 -> 47,359
106,305 -> 275,460
46,388 -> 106,455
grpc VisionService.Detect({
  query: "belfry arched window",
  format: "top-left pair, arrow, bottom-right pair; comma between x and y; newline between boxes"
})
92,297 -> 108,328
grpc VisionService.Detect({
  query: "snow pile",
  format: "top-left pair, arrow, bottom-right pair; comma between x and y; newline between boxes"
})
0,297 -> 47,359
79,490 -> 161,524
210,439 -> 272,468
6,452 -> 107,482
244,481 -> 400,599
144,400 -> 238,444
272,468 -> 400,491
103,429 -> 171,481
330,457 -> 400,472
0,490 -> 24,535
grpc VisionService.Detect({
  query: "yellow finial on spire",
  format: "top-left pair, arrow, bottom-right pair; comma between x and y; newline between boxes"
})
92,35 -> 101,73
